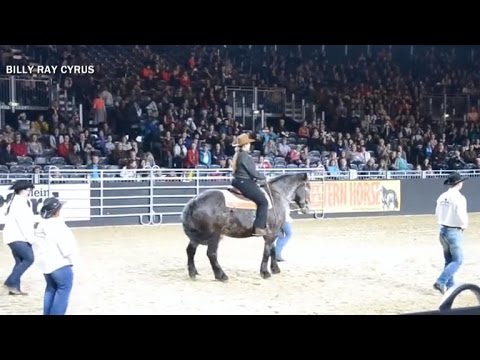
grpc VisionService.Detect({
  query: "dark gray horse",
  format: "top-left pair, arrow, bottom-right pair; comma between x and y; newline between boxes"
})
181,173 -> 311,281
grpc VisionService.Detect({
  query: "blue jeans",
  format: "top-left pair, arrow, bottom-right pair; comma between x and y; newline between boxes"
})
4,241 -> 34,291
276,222 -> 292,260
436,227 -> 464,288
43,265 -> 74,315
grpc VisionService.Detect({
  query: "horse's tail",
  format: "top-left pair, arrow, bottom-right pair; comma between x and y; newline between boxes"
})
181,198 -> 205,240
393,193 -> 399,209
181,197 -> 197,223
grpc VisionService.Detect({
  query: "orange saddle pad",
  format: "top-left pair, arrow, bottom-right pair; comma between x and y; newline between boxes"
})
220,188 -> 273,210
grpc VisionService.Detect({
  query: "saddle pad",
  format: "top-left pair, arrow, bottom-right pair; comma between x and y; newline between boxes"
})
220,189 -> 273,210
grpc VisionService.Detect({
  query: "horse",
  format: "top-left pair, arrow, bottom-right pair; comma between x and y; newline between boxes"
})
378,185 -> 399,211
181,172 -> 311,281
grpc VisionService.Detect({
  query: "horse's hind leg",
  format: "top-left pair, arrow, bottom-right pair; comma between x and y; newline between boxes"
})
187,241 -> 200,280
207,235 -> 229,282
260,236 -> 277,279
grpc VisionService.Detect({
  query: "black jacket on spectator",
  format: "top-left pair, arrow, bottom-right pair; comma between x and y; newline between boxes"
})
0,147 -> 16,164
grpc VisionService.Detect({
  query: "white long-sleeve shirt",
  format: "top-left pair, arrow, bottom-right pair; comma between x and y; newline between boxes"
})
435,188 -> 468,229
33,217 -> 77,274
2,195 -> 35,245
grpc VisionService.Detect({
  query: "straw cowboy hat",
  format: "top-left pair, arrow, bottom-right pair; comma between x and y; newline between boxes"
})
443,172 -> 468,186
232,133 -> 255,147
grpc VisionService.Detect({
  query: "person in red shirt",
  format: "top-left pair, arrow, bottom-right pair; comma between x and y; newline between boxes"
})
161,67 -> 171,82
57,135 -> 71,158
141,65 -> 154,79
288,148 -> 301,165
184,142 -> 199,168
180,73 -> 191,88
298,121 -> 310,138
10,133 -> 28,157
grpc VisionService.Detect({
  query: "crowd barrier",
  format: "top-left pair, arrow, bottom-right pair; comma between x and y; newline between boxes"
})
0,168 -> 480,229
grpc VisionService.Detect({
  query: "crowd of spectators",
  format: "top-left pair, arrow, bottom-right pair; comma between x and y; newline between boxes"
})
2,44 -> 480,177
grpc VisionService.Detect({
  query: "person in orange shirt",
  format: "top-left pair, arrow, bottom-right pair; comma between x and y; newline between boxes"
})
92,94 -> 106,125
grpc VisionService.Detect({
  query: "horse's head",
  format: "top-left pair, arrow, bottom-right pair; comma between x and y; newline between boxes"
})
292,173 -> 311,214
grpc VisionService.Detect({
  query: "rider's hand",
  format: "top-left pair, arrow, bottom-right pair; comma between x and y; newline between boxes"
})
257,179 -> 267,186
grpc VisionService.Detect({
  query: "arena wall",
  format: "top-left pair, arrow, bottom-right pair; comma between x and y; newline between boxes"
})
1,174 -> 478,229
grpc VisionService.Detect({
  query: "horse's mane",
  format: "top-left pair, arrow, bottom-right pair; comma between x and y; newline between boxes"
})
268,173 -> 307,185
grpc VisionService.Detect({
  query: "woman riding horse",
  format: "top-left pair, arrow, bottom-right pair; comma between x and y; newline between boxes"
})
231,133 -> 269,236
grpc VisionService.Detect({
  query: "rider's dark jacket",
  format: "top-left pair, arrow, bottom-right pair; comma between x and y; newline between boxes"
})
233,151 -> 266,181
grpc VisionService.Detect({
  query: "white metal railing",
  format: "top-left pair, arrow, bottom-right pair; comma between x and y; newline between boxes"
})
1,167 -> 479,226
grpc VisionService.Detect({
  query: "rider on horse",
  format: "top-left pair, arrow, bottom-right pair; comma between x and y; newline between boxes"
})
231,133 -> 269,236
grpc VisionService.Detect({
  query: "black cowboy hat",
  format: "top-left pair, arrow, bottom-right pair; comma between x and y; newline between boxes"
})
40,197 -> 66,219
9,180 -> 34,192
444,172 -> 468,186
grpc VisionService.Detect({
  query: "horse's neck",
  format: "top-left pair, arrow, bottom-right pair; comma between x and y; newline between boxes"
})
272,180 -> 298,202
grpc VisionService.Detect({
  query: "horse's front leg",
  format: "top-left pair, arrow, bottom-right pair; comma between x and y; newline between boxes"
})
260,235 -> 276,279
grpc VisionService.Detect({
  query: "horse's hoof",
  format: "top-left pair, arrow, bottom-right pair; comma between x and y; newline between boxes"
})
215,273 -> 229,282
260,271 -> 271,279
271,266 -> 281,274
188,269 -> 198,280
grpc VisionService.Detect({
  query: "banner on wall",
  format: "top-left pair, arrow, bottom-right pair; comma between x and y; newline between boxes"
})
310,180 -> 401,213
0,183 -> 90,223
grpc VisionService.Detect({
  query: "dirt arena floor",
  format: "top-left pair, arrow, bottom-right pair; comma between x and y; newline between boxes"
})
1,214 -> 480,315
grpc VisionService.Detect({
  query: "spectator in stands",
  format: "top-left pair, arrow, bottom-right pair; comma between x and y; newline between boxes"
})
17,113 -> 30,135
104,135 -> 115,155
57,135 -> 70,158
0,142 -> 16,165
338,158 -> 349,171
363,158 -> 377,171
92,93 -> 106,126
199,144 -> 212,167
68,143 -> 83,166
27,134 -> 43,158
288,146 -> 301,165
143,152 -> 155,167
49,128 -> 61,152
173,138 -> 187,168
298,121 -> 310,138
432,143 -> 448,170
394,152 -> 409,170
185,142 -> 199,168
448,150 -> 466,170
11,133 -> 28,157
120,160 -> 138,178
278,137 -> 290,158
211,143 -> 225,165
120,135 -> 132,152
110,142 -> 124,165
88,153 -> 101,180
258,156 -> 272,169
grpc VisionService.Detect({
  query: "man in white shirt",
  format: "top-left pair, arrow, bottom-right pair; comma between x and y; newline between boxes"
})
433,172 -> 469,294
2,180 -> 36,295
33,197 -> 77,315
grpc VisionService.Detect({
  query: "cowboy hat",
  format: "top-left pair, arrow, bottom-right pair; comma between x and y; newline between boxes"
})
40,197 -> 66,219
444,172 -> 468,186
232,133 -> 255,147
9,180 -> 34,193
